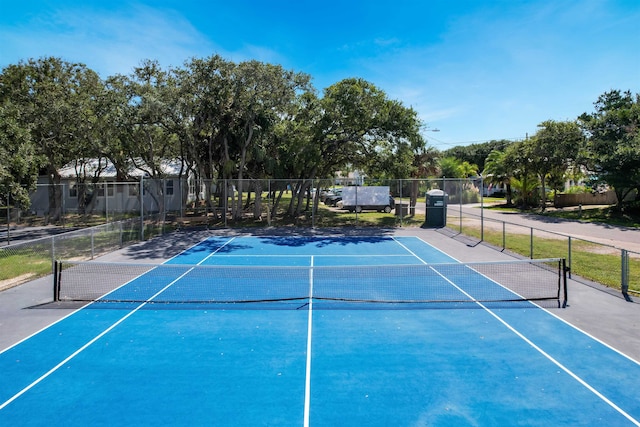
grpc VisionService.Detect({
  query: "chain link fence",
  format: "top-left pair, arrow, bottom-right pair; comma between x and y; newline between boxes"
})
3,178 -> 481,231
444,208 -> 639,300
0,216 -> 163,291
1,177 -> 636,299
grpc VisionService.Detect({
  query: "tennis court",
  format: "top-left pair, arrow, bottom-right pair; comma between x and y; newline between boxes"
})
1,235 -> 639,426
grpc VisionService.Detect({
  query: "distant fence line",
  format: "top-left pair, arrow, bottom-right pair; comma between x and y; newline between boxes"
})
554,191 -> 617,208
7,177 -> 619,224
1,178 -> 485,229
1,178 -> 635,300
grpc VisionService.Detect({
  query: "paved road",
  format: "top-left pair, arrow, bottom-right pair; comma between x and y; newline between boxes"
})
0,225 -> 80,246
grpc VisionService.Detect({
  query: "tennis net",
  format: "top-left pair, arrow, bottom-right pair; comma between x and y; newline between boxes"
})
53,258 -> 568,308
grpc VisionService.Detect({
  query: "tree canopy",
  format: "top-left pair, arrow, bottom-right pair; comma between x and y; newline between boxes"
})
524,120 -> 583,210
578,90 -> 640,207
0,56 -> 431,217
1,55 -> 637,216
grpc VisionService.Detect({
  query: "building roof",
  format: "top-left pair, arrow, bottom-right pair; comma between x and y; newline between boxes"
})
58,158 -> 185,179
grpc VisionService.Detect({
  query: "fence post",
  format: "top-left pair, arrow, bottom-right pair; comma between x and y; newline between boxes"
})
567,237 -> 572,279
530,228 -> 534,259
104,182 -> 109,224
224,179 -> 228,228
5,191 -> 9,245
502,221 -> 506,251
61,183 -> 66,229
51,235 -> 56,272
480,177 -> 484,242
140,176 -> 144,241
310,179 -> 315,228
53,260 -> 60,302
562,258 -> 568,308
621,249 -> 632,302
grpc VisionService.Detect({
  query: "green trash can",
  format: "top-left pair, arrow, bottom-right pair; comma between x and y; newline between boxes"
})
423,189 -> 448,227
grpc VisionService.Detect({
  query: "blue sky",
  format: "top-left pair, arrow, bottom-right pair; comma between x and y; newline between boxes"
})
1,0 -> 638,150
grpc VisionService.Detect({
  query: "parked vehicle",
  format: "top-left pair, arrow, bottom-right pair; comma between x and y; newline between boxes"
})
324,189 -> 343,206
340,186 -> 395,213
318,189 -> 333,203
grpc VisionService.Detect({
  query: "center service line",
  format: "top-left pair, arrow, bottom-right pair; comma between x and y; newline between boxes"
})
303,256 -> 314,427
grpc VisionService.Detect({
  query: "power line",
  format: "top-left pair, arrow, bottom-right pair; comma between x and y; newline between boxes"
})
425,135 -> 527,148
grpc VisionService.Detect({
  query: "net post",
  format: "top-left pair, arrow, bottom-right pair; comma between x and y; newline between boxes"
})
561,258 -> 569,308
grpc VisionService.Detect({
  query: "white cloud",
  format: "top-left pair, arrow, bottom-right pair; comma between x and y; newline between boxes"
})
1,5 -> 216,76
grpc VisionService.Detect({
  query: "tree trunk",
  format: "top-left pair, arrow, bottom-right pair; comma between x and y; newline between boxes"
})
47,168 -> 63,223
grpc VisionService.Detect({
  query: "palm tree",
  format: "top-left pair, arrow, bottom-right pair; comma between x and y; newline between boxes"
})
409,145 -> 439,212
482,150 -> 513,205
510,175 -> 539,208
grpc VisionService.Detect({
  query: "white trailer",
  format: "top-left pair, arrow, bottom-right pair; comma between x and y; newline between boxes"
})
340,186 -> 394,213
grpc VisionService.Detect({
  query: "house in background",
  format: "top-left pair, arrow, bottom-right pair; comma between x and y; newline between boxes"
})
29,159 -> 192,216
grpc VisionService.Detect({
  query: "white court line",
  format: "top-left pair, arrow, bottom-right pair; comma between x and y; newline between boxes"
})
0,235 -> 238,356
208,254 -> 412,257
397,235 -> 463,262
164,235 -> 235,263
303,256 -> 314,427
428,266 -> 640,426
1,236 -> 238,409
197,236 -> 236,264
391,236 -> 429,264
0,268 -> 197,410
407,233 -> 639,420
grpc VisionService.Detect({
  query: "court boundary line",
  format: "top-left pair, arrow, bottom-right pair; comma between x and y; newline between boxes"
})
204,254 -> 415,257
0,268 -> 197,411
0,235 -> 239,410
404,234 -> 639,423
197,236 -> 237,263
391,236 -> 429,265
528,300 -> 640,366
409,236 -> 640,425
163,235 -> 234,263
303,256 -> 314,427
1,235 -> 238,355
408,234 -> 640,366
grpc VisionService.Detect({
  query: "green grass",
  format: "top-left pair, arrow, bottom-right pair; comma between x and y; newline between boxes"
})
0,252 -> 51,282
313,206 -> 424,227
541,206 -> 640,228
482,197 -> 507,205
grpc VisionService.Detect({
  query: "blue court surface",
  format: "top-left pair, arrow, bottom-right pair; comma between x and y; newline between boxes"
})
1,235 -> 639,426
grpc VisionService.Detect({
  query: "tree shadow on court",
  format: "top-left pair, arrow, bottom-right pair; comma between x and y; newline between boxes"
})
120,230 -> 214,261
256,235 -> 394,248
119,226 -> 403,260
